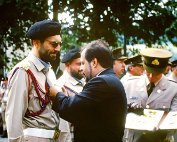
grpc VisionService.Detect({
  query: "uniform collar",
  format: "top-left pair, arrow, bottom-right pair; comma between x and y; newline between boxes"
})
146,74 -> 167,90
145,74 -> 163,87
27,52 -> 51,72
63,70 -> 84,86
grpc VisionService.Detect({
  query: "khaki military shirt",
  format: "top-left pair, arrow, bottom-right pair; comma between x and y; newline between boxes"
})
168,72 -> 177,83
56,70 -> 84,132
121,72 -> 133,85
123,75 -> 177,142
6,52 -> 59,141
123,75 -> 177,110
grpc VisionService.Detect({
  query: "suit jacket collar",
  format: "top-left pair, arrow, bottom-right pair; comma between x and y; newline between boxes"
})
98,68 -> 115,76
86,68 -> 115,85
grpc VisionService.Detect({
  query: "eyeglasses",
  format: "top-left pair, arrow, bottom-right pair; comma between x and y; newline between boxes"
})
45,40 -> 62,48
134,64 -> 143,68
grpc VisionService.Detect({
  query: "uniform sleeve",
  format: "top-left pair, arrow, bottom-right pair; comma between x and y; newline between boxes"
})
5,68 -> 29,141
170,93 -> 177,111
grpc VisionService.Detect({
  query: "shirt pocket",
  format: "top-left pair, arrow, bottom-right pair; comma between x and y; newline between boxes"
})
28,84 -> 45,112
154,102 -> 170,111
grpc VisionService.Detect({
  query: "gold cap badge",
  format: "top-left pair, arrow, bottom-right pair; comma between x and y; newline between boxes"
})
151,59 -> 159,66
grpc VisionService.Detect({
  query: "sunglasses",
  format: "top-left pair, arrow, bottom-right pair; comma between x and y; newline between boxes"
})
46,40 -> 62,48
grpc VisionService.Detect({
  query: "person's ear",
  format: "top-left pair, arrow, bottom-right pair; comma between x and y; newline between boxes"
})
91,58 -> 98,68
129,66 -> 133,71
33,39 -> 41,48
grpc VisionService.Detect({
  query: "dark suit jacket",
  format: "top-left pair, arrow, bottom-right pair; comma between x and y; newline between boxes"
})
52,68 -> 127,142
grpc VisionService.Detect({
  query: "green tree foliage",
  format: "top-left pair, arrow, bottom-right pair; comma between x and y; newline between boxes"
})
0,0 -> 176,77
59,0 -> 177,46
0,0 -> 48,76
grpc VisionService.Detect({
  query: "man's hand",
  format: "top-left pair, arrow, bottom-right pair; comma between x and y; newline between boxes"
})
49,86 -> 61,101
129,102 -> 142,109
49,85 -> 69,101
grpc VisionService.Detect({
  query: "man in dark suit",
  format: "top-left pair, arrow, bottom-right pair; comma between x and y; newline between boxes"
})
49,39 -> 127,142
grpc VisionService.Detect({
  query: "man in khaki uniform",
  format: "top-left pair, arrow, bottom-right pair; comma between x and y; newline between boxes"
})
112,48 -> 127,78
121,55 -> 144,84
6,19 -> 62,142
168,60 -> 177,82
123,48 -> 177,142
57,47 -> 85,142
0,77 -> 8,138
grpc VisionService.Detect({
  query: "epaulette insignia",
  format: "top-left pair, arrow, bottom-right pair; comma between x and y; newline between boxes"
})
168,79 -> 177,83
19,61 -> 30,70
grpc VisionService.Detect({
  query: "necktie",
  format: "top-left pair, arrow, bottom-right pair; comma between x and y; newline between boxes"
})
147,83 -> 155,96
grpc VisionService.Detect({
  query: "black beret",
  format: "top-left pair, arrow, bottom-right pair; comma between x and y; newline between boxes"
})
140,48 -> 172,74
125,55 -> 143,65
27,19 -> 61,40
112,48 -> 127,60
62,48 -> 81,63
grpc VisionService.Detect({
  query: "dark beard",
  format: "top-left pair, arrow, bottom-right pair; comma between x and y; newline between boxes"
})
71,71 -> 83,80
39,44 -> 58,63
84,73 -> 92,83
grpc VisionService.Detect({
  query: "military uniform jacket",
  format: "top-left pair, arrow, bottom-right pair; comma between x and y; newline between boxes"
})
52,69 -> 127,142
168,72 -> 177,83
5,52 -> 59,141
56,70 -> 84,132
123,75 -> 177,110
123,75 -> 177,142
120,72 -> 133,85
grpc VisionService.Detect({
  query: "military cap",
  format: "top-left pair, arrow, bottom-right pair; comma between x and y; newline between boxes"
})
27,19 -> 61,40
140,48 -> 172,74
171,60 -> 177,67
125,55 -> 143,66
61,48 -> 81,63
112,48 -> 127,60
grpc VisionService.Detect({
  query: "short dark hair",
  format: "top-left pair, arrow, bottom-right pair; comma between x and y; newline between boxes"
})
83,40 -> 113,68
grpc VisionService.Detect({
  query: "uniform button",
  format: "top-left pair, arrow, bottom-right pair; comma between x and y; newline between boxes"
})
146,105 -> 149,109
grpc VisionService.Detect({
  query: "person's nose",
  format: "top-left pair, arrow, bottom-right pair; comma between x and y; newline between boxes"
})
122,63 -> 126,68
55,45 -> 61,51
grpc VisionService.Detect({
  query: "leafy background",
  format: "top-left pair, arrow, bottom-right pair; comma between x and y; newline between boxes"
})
0,0 -> 176,78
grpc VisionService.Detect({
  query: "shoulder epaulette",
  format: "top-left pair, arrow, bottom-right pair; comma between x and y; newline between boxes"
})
127,76 -> 143,81
19,61 -> 30,70
168,79 -> 177,83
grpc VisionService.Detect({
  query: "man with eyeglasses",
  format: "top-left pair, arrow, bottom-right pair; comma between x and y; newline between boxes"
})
6,19 -> 62,142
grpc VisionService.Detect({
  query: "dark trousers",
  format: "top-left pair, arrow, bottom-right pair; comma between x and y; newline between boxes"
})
136,130 -> 168,142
